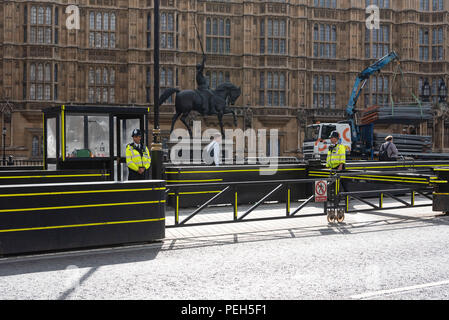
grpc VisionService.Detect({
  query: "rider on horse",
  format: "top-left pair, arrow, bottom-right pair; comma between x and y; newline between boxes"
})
196,55 -> 217,115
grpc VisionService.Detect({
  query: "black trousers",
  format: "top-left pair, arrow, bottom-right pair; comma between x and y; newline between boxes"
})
128,168 -> 150,181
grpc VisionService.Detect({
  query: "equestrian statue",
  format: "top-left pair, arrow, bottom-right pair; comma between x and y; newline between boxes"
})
160,20 -> 241,138
160,55 -> 240,138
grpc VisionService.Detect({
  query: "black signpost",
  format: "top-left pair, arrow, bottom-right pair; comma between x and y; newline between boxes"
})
151,0 -> 163,180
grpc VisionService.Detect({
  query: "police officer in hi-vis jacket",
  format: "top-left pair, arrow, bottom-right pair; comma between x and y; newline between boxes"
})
126,129 -> 151,180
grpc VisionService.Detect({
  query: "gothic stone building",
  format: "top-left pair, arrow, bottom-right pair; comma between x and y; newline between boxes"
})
1,0 -> 449,160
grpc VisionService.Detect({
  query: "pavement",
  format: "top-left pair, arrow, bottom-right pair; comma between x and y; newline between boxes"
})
1,195 -> 449,300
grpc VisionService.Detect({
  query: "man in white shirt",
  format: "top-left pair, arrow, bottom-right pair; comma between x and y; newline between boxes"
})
205,133 -> 221,166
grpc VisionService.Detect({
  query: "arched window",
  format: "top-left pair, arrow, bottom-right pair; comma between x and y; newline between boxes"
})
89,68 -> 95,84
167,69 -> 173,86
32,136 -> 40,157
30,64 -> 36,81
225,19 -> 231,36
89,12 -> 95,29
31,7 -> 37,24
160,68 -> 166,86
147,13 -> 151,31
104,13 -> 109,31
45,64 -> 51,82
212,18 -> 218,35
103,68 -> 108,85
96,68 -> 101,84
45,7 -> 52,25
96,13 -> 102,30
219,19 -> 224,36
206,18 -> 211,35
161,13 -> 166,31
30,84 -> 36,100
110,13 -> 116,31
45,85 -> 51,100
110,69 -> 115,85
37,64 -> 43,81
38,7 -> 44,24
218,72 -> 223,86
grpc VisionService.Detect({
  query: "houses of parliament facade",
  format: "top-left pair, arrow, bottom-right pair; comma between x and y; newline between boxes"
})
1,0 -> 449,160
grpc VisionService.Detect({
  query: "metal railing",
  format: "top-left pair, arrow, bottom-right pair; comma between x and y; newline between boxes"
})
339,188 -> 433,213
165,168 -> 439,227
166,177 -> 335,227
0,159 -> 43,167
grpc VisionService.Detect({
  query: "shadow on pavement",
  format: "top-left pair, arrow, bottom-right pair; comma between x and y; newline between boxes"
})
0,241 -> 163,278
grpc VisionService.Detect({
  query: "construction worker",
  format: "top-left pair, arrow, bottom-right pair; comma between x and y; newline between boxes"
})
126,129 -> 151,180
326,131 -> 346,171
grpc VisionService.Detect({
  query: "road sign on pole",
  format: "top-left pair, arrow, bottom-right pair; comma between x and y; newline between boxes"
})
315,180 -> 328,202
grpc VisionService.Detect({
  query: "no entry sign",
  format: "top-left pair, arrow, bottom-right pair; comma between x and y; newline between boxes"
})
315,180 -> 328,202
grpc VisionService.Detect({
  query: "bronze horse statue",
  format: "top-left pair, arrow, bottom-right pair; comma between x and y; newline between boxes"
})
160,82 -> 241,138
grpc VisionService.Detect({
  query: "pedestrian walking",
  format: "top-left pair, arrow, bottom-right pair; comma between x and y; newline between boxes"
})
379,135 -> 399,161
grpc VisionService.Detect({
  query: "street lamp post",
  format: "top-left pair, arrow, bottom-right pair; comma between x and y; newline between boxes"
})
151,0 -> 163,180
2,127 -> 6,166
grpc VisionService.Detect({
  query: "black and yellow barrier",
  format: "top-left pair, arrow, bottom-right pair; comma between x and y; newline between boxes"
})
433,168 -> 449,214
0,180 -> 165,256
0,170 -> 111,185
344,160 -> 449,171
165,164 -> 308,208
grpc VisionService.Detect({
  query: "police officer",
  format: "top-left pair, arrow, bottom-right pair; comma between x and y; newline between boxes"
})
326,131 -> 346,171
126,129 -> 151,180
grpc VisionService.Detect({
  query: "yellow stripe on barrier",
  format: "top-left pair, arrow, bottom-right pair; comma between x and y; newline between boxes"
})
166,179 -> 223,183
0,200 -> 166,214
0,174 -> 110,179
62,105 -> 65,162
176,195 -> 179,223
234,192 -> 238,219
347,164 -> 449,170
42,114 -> 46,170
0,217 -> 165,234
354,174 -> 428,181
433,193 -> 449,195
168,190 -> 221,195
165,168 -> 306,174
0,187 -> 166,198
340,176 -> 429,184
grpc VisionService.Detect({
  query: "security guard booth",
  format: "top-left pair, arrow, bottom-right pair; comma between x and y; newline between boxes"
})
43,105 -> 150,181
0,105 -> 167,256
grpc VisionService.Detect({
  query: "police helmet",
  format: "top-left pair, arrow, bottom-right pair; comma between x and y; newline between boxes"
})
132,128 -> 142,137
329,131 -> 340,139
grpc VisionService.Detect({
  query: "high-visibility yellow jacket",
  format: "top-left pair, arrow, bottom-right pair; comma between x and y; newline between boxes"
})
326,144 -> 346,169
126,143 -> 151,172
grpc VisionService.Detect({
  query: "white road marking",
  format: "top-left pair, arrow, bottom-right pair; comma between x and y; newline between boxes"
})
351,279 -> 449,299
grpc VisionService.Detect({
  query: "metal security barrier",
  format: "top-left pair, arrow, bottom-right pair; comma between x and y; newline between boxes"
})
0,180 -> 166,256
166,178 -> 335,227
339,188 -> 433,213
323,169 -> 443,215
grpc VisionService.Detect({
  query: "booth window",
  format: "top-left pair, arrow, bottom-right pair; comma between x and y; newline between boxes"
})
65,114 -> 110,158
46,117 -> 57,159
